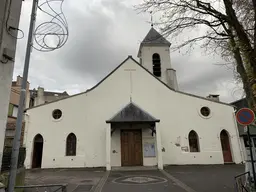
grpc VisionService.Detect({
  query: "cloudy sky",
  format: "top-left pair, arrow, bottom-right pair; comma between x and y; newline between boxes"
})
14,0 -> 244,103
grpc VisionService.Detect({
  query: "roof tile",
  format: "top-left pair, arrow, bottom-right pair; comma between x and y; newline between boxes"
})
106,102 -> 160,123
141,27 -> 171,46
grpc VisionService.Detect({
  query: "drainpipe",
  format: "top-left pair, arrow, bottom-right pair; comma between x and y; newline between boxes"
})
0,0 -> 9,47
23,113 -> 30,148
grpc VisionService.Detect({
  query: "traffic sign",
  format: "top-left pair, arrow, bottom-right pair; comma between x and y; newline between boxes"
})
236,108 -> 255,126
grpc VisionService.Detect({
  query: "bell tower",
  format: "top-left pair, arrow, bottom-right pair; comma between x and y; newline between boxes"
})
137,27 -> 178,90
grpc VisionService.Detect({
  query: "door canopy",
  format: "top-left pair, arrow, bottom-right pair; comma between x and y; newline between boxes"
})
106,102 -> 160,123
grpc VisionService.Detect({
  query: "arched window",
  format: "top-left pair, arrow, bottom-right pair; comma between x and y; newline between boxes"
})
188,130 -> 200,152
152,53 -> 161,77
66,133 -> 76,156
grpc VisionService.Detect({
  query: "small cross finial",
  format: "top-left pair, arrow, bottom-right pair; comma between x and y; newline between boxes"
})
130,96 -> 132,102
150,11 -> 153,27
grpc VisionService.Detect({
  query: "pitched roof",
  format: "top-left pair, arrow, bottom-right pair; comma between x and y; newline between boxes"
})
137,27 -> 171,57
141,27 -> 171,46
106,102 -> 160,123
230,97 -> 247,108
25,56 -> 233,111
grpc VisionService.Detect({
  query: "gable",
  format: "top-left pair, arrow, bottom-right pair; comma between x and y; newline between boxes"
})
25,56 -> 134,111
26,55 -> 232,111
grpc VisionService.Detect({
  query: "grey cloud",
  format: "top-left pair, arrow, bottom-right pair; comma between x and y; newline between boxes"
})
14,0 -> 242,102
170,48 -> 240,102
57,0 -> 148,80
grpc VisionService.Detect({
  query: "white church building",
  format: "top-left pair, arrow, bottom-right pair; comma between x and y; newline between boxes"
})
23,27 -> 243,170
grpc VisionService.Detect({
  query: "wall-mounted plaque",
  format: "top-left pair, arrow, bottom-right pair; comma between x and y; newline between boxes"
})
144,143 -> 156,157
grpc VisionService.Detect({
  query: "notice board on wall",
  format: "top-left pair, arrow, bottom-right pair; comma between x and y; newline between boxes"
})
144,142 -> 156,157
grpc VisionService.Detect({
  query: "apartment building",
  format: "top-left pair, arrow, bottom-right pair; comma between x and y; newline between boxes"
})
29,87 -> 69,107
5,76 -> 30,147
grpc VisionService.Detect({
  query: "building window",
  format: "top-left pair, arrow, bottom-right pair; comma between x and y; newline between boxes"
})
243,136 -> 249,147
5,129 -> 15,137
8,104 -> 18,118
8,104 -> 13,116
66,133 -> 76,156
189,130 -> 200,152
244,136 -> 256,148
52,109 -> 62,119
200,107 -> 210,117
253,138 -> 256,148
4,138 -> 13,147
29,98 -> 35,107
152,53 -> 161,77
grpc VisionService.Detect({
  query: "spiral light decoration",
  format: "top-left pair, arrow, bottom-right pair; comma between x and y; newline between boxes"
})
33,0 -> 69,52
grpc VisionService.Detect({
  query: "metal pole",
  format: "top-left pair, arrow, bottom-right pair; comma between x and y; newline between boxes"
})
7,0 -> 38,191
247,126 -> 256,189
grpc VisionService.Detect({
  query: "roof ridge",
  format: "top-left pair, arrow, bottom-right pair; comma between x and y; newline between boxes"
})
25,56 -> 134,110
25,55 -> 232,111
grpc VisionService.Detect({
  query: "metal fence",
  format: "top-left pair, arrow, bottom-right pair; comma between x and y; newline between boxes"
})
235,172 -> 251,192
14,184 -> 67,192
1,147 -> 26,172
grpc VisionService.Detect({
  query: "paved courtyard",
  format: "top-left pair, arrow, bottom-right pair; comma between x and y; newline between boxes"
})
24,164 -> 245,192
165,164 -> 245,192
101,170 -> 187,192
24,168 -> 106,192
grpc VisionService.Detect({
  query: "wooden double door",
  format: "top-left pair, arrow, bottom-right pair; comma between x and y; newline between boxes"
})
121,129 -> 143,166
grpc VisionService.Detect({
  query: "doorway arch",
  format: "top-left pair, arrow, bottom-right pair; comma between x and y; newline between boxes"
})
220,130 -> 233,163
32,134 -> 44,168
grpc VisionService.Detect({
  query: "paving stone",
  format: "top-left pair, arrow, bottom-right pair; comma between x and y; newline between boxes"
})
165,164 -> 245,192
101,170 -> 187,192
73,185 -> 93,192
24,168 -> 105,192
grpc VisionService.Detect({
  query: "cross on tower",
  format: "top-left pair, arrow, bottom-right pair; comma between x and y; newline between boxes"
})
150,11 -> 154,27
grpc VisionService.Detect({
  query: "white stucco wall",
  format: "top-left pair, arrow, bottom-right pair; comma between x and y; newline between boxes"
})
142,128 -> 157,166
0,0 -> 22,169
140,45 -> 178,90
24,57 -> 243,169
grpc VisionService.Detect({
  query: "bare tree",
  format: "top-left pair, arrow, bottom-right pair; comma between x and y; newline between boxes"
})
136,0 -> 256,113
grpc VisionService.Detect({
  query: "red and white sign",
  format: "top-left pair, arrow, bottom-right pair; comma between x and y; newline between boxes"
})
236,108 -> 255,126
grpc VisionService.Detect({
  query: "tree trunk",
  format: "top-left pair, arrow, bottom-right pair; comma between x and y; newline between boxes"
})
229,34 -> 256,114
222,0 -> 256,114
249,71 -> 256,113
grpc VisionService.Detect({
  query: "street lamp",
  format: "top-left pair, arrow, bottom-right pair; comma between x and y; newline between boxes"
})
7,0 -> 68,191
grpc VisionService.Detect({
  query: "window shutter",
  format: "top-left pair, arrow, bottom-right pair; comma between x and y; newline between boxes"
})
8,104 -> 14,116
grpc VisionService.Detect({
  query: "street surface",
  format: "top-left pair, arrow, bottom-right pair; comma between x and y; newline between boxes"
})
24,164 -> 245,192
